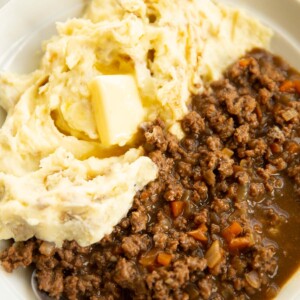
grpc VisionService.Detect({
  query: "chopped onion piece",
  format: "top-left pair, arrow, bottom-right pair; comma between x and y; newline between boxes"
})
245,270 -> 261,289
39,241 -> 55,256
221,148 -> 234,158
205,240 -> 222,268
282,109 -> 298,121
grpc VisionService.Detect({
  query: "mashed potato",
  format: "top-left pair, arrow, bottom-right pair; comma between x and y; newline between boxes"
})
0,0 -> 272,246
0,148 -> 156,247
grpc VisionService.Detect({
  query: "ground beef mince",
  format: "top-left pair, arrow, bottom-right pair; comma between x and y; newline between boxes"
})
1,48 -> 300,300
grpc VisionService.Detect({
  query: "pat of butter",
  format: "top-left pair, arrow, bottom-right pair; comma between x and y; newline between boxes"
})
90,75 -> 145,146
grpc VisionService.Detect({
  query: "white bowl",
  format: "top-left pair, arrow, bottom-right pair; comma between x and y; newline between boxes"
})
0,0 -> 299,299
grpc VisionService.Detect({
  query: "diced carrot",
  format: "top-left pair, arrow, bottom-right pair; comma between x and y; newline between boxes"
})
295,80 -> 300,93
157,252 -> 172,266
270,143 -> 282,154
222,221 -> 243,242
239,58 -> 251,68
279,80 -> 300,93
188,230 -> 208,242
280,80 -> 295,92
140,191 -> 150,200
286,142 -> 299,154
139,248 -> 160,267
229,236 -> 254,251
188,224 -> 208,242
199,223 -> 208,232
170,201 -> 184,218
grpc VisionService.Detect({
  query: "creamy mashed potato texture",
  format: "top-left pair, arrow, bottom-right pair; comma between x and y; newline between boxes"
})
0,148 -> 156,247
0,0 -> 272,246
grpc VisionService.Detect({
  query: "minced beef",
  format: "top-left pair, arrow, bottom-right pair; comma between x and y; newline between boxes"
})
1,48 -> 300,300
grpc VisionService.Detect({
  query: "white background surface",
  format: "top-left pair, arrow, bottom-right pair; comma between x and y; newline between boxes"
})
0,0 -> 299,299
0,0 -> 9,8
